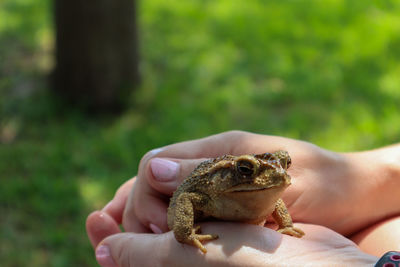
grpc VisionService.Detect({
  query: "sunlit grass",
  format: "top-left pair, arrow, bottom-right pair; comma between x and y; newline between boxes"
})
78,178 -> 109,210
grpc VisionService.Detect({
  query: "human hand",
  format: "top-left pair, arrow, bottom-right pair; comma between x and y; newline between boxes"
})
118,131 -> 393,237
91,222 -> 377,267
86,131 -> 398,265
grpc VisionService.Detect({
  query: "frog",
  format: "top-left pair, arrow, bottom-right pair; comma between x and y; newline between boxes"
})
167,150 -> 304,253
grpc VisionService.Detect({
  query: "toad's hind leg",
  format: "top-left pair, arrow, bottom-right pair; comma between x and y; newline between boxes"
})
172,193 -> 218,253
272,198 -> 305,238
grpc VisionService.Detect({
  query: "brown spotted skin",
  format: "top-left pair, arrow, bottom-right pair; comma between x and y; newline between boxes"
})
167,151 -> 304,253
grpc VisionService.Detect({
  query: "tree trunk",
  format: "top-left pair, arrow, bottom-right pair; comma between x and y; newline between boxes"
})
53,0 -> 139,113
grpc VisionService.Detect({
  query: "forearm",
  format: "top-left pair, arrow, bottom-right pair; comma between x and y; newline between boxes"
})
362,144 -> 400,205
345,144 -> 400,220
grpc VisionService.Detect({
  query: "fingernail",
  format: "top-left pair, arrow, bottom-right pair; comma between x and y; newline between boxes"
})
149,223 -> 163,234
96,245 -> 116,267
150,158 -> 179,182
149,147 -> 163,156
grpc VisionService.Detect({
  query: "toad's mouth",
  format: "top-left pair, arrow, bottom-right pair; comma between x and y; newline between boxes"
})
225,181 -> 290,193
226,185 -> 275,193
231,188 -> 268,193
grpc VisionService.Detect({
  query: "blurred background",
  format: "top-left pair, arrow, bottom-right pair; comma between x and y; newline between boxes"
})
1,0 -> 400,266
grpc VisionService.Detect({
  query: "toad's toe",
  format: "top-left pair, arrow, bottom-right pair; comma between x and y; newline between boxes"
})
278,226 -> 305,238
186,226 -> 219,253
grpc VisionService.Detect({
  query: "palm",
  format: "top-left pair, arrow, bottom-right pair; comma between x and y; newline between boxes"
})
194,223 -> 376,267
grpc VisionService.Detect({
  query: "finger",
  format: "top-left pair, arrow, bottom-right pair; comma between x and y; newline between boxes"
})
139,131 -> 298,178
135,131 -> 250,179
86,211 -> 122,249
95,222 -> 284,267
147,157 -> 207,195
95,232 -> 171,267
103,177 -> 136,224
123,182 -> 169,233
120,148 -> 171,233
123,158 -> 206,233
141,131 -> 277,167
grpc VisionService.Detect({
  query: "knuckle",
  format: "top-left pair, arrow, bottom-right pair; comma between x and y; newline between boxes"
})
117,237 -> 135,267
224,130 -> 252,155
139,151 -> 153,169
224,130 -> 248,138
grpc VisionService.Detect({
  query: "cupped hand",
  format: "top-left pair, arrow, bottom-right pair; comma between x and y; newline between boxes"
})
86,131 -> 387,265
118,131 -> 384,237
92,222 -> 377,267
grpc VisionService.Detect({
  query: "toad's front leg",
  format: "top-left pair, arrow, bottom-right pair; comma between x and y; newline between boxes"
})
272,198 -> 305,238
171,192 -> 218,253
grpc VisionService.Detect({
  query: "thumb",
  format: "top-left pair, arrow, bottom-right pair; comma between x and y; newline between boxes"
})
122,158 -> 207,234
147,157 -> 207,195
95,232 -> 166,267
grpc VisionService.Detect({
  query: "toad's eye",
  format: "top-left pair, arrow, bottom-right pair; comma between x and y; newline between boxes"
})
286,157 -> 291,169
236,160 -> 255,176
279,156 -> 291,169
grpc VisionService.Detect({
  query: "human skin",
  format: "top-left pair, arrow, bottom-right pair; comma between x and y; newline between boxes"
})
352,216 -> 400,256
86,131 -> 400,266
87,180 -> 378,267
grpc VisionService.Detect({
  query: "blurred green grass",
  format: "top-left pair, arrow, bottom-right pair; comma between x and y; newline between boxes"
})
1,0 -> 400,266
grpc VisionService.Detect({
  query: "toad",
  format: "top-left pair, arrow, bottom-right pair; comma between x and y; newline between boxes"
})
167,151 -> 304,253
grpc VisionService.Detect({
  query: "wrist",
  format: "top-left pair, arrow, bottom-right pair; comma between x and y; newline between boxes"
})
345,146 -> 400,218
366,146 -> 400,205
